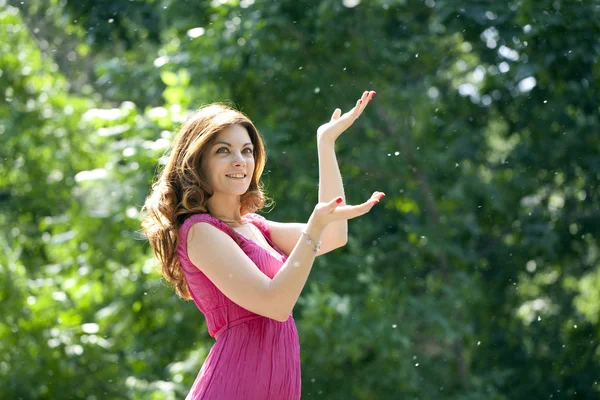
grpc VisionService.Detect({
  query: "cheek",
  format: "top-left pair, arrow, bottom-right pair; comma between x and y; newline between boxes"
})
200,158 -> 218,184
199,160 -> 208,180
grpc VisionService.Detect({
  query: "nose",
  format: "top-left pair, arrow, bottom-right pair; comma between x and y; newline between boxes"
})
232,151 -> 246,167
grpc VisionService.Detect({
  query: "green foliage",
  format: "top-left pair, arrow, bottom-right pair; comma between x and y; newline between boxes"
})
1,0 -> 599,398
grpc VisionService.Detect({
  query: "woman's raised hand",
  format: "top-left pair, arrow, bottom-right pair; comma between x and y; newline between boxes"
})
309,191 -> 385,229
316,90 -> 376,144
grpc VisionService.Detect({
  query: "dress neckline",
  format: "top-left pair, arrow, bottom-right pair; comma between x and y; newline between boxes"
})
232,215 -> 286,262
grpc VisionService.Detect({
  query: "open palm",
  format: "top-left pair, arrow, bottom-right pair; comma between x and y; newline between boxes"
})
310,191 -> 386,229
316,90 -> 375,143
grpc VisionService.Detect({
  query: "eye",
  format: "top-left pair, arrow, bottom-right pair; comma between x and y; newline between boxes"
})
243,148 -> 254,154
216,147 -> 229,154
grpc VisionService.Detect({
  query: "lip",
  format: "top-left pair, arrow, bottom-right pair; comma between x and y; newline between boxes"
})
225,173 -> 247,179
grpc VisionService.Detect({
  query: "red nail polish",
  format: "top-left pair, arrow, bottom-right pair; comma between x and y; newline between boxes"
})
359,100 -> 363,104
336,198 -> 343,203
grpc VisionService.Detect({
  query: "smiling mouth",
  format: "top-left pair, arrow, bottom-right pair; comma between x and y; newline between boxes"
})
226,174 -> 246,179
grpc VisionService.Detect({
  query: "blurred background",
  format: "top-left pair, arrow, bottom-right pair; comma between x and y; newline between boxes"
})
1,0 -> 599,398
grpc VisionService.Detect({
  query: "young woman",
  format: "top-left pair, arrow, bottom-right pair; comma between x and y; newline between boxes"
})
142,90 -> 384,399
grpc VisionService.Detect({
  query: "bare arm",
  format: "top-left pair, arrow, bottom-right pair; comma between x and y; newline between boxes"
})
187,194 -> 383,322
261,142 -> 348,257
316,140 -> 348,249
266,91 -> 377,255
187,217 -> 324,322
263,140 -> 351,256
316,91 -> 375,248
265,220 -> 342,257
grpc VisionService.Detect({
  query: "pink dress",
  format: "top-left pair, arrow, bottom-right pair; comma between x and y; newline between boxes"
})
177,213 -> 301,400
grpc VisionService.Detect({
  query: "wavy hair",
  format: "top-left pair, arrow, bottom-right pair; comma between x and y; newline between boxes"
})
141,103 -> 269,300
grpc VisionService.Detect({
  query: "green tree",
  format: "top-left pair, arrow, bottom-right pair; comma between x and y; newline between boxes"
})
2,0 -> 599,399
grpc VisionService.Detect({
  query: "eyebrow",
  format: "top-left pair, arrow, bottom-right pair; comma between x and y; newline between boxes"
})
213,141 -> 253,147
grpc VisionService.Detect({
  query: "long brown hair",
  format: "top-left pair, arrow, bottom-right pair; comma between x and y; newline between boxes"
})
141,103 -> 269,300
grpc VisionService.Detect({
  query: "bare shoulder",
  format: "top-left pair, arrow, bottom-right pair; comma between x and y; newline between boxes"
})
186,221 -> 239,267
187,220 -> 231,248
185,221 -> 283,320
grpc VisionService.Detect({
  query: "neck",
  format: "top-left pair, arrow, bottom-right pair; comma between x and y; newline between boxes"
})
206,193 -> 244,226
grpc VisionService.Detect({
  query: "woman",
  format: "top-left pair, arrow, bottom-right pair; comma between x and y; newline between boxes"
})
142,90 -> 384,399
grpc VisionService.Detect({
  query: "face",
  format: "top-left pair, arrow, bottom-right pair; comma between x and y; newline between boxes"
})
201,124 -> 255,197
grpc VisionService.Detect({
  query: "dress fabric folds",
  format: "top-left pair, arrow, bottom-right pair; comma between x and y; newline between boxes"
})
177,213 -> 301,400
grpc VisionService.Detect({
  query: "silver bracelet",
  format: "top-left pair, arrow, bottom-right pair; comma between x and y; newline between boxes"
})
301,231 -> 321,254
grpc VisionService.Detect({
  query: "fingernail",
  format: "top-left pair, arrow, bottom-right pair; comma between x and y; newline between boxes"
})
336,197 -> 343,203
359,100 -> 363,104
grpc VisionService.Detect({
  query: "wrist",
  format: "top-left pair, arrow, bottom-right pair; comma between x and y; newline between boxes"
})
305,216 -> 326,238
316,134 -> 336,148
300,231 -> 321,254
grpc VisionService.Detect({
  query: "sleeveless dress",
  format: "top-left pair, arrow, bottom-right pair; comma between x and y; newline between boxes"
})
177,213 -> 301,400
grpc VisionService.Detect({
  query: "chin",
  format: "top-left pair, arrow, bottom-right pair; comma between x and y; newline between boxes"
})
231,187 -> 251,196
